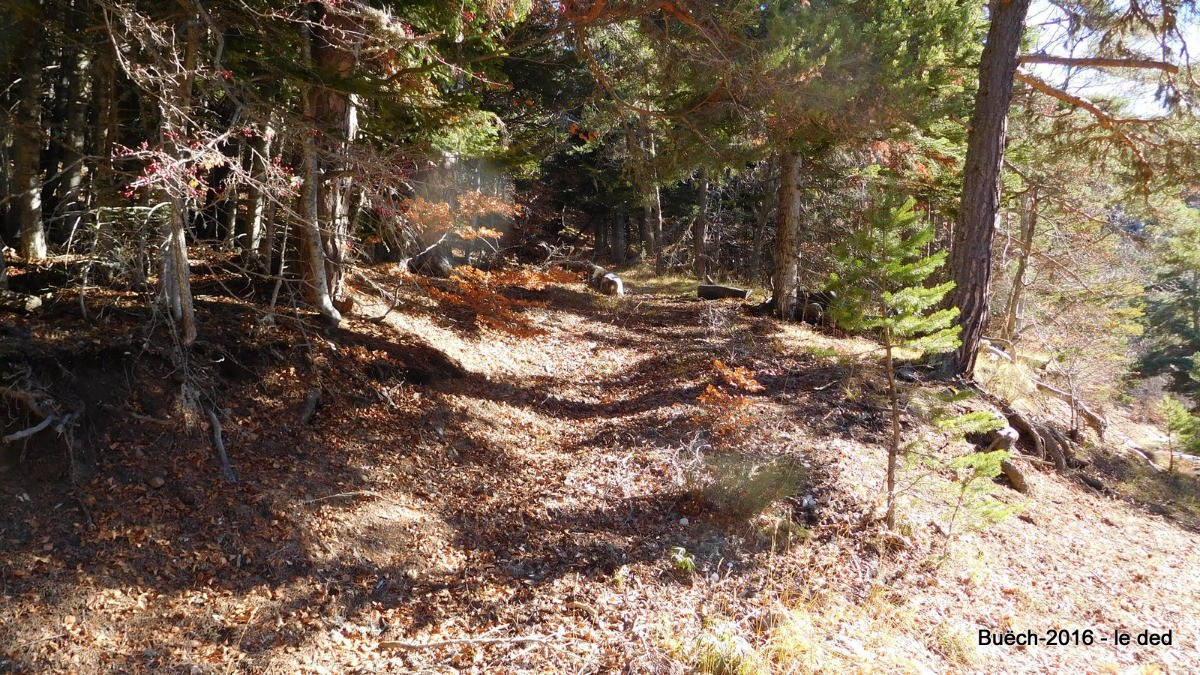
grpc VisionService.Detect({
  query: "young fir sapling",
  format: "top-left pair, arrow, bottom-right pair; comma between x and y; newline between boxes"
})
826,194 -> 962,529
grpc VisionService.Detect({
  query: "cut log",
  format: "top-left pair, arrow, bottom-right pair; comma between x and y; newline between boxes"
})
698,284 -> 751,301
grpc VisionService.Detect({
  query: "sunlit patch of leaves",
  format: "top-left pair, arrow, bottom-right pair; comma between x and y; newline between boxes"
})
417,266 -> 580,337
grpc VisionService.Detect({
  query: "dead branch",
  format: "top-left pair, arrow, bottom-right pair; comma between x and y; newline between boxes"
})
100,403 -> 174,426
0,385 -> 52,418
206,408 -> 237,483
2,414 -> 57,442
378,635 -> 556,651
1034,379 -> 1108,438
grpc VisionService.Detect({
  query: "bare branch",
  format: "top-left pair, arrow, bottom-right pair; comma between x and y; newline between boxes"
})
1019,54 -> 1179,74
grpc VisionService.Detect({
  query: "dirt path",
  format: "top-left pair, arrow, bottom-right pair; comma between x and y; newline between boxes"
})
3,269 -> 1200,673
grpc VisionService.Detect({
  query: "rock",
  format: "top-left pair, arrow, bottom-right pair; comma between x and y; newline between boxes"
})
147,476 -> 165,489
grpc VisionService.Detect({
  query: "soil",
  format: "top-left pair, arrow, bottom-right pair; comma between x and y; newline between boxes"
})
2,256 -> 1198,673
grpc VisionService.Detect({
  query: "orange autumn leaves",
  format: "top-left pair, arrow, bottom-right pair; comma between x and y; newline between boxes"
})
404,191 -> 515,243
419,267 -> 578,337
696,360 -> 766,437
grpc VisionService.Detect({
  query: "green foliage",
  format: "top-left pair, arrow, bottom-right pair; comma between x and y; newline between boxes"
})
825,190 -> 961,528
941,449 -> 1017,531
669,546 -> 696,574
827,192 -> 960,356
935,410 -> 1007,438
1156,394 -> 1200,467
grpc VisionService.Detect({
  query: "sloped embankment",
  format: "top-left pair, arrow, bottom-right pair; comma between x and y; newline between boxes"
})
2,261 -> 1198,673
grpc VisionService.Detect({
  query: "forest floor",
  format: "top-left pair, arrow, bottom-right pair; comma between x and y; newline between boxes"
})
3,256 -> 1200,674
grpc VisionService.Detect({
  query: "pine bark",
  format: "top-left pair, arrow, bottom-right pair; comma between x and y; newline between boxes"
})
773,151 -> 802,320
946,0 -> 1032,377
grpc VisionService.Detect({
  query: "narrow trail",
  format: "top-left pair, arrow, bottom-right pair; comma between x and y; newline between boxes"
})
3,271 -> 1200,673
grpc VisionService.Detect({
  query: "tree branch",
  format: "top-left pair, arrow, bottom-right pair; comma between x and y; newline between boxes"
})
1015,71 -> 1161,125
1019,54 -> 1179,74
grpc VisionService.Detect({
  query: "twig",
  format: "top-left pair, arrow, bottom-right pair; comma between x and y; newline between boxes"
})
100,403 -> 174,426
206,408 -> 237,483
378,635 -> 557,651
302,490 -> 401,506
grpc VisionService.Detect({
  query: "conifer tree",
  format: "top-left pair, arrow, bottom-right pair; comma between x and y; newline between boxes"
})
1156,394 -> 1197,473
828,194 -> 961,528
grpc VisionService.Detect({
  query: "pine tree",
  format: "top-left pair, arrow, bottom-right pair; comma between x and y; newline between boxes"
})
828,194 -> 960,528
1156,394 -> 1197,473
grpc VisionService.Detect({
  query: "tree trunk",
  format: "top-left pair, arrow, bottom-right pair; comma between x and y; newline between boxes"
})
158,15 -> 201,345
946,0 -> 1032,377
91,40 -> 120,251
594,215 -> 609,260
773,151 -> 802,320
298,14 -> 342,324
884,334 -> 900,529
611,211 -> 626,264
59,44 -> 90,244
693,168 -> 709,279
311,4 -> 363,310
750,160 -> 776,286
1000,188 -> 1037,344
13,24 -> 47,261
1191,269 -> 1200,337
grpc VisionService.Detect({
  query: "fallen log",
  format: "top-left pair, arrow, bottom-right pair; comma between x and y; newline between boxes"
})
1035,379 -> 1107,438
0,291 -> 42,313
968,382 -> 1075,473
698,284 -> 751,301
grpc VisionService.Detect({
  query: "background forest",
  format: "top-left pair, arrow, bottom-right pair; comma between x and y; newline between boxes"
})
4,0 -> 1199,412
4,0 -> 1200,673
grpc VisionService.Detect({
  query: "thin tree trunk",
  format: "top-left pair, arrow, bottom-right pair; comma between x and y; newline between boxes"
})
1001,188 -> 1037,344
92,40 -> 120,251
311,6 -> 363,310
693,168 -> 709,279
612,211 -> 626,264
13,24 -> 47,261
946,0 -> 1032,377
641,120 -> 665,275
299,15 -> 341,324
1191,269 -> 1200,336
885,333 -> 900,529
60,45 -> 90,246
774,151 -> 802,320
595,215 -> 609,260
158,15 -> 201,345
750,158 -> 777,285
258,136 -> 282,268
